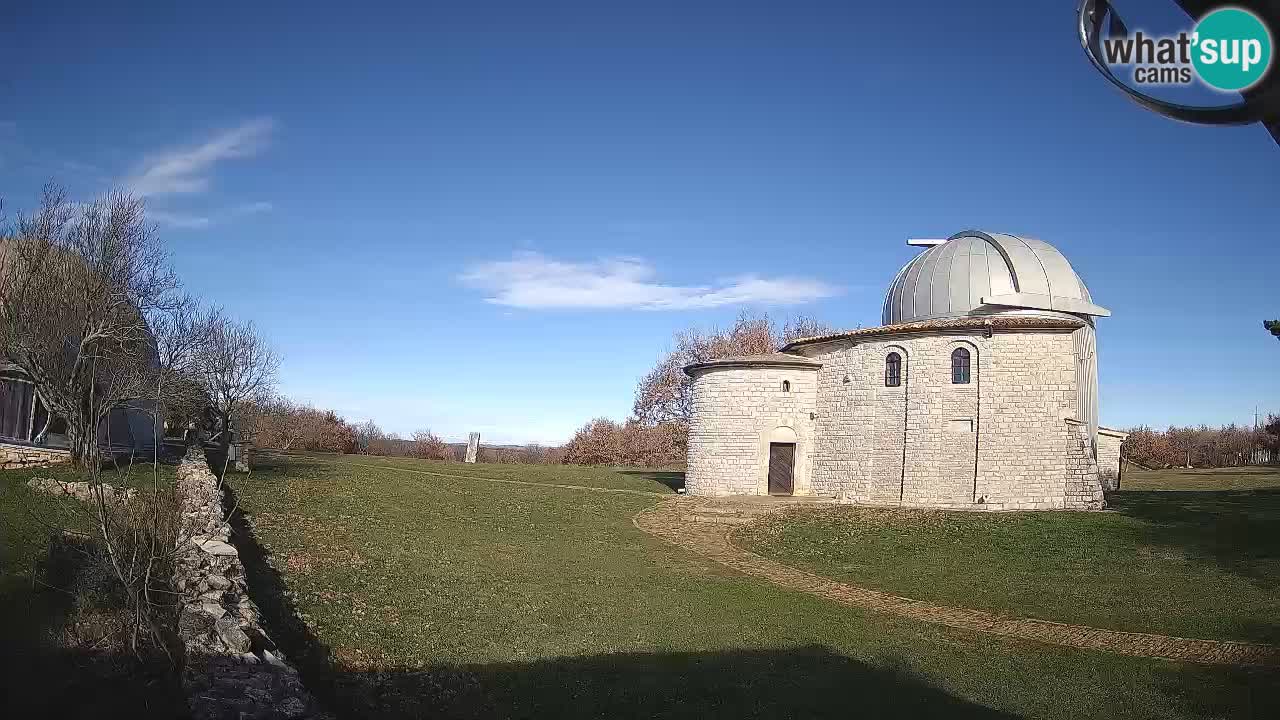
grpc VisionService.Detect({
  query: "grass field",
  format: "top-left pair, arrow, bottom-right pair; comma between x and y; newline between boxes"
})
225,454 -> 1279,719
738,466 -> 1280,645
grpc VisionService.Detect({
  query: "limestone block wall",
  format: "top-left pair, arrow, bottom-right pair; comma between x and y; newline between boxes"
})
974,330 -> 1080,509
806,334 -> 988,506
1096,427 -> 1127,491
0,442 -> 70,470
686,365 -> 817,495
900,335 -> 982,506
1064,421 -> 1107,509
797,327 -> 1087,509
808,341 -> 875,498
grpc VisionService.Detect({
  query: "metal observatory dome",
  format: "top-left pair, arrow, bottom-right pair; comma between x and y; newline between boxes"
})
881,230 -> 1111,453
882,231 -> 1110,326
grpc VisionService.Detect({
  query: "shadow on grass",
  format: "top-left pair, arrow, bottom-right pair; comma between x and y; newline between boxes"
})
617,469 -> 685,492
1156,660 -> 1280,720
330,646 -> 1023,719
224,482 -> 1025,719
1108,487 -> 1280,588
0,535 -> 185,719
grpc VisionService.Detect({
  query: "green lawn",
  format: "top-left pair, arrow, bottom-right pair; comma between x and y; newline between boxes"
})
229,454 -> 1279,719
737,466 -> 1280,645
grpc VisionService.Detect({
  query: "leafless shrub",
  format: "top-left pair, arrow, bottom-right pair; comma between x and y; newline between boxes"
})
561,418 -> 685,467
411,429 -> 450,460
245,396 -> 357,453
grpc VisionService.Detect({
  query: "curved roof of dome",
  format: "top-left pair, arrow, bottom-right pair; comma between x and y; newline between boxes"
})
882,231 -> 1110,326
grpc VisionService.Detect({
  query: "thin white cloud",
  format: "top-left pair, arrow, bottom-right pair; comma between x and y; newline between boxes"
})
149,210 -> 212,230
148,200 -> 273,230
128,117 -> 274,196
460,252 -> 841,310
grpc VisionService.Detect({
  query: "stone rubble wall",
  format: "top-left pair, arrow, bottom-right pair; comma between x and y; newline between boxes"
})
174,448 -> 330,720
0,442 -> 71,470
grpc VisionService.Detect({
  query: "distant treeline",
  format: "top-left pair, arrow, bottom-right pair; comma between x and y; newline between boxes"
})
243,396 -> 569,464
1124,416 -> 1279,469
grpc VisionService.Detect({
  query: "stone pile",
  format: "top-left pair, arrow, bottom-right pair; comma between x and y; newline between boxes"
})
174,448 -> 330,720
26,477 -> 136,503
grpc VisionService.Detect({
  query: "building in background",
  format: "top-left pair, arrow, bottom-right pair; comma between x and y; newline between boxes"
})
684,230 -> 1126,510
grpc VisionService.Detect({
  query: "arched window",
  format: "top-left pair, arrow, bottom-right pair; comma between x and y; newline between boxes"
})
885,352 -> 902,387
781,380 -> 791,393
951,347 -> 971,384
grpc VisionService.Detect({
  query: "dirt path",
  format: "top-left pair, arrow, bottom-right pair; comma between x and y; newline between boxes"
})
634,497 -> 1280,667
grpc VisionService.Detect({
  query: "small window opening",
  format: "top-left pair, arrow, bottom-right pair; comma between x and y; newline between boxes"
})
951,347 -> 971,384
781,380 -> 791,393
885,352 -> 902,387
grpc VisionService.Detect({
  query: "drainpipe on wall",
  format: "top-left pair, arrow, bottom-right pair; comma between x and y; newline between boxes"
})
972,345 -> 982,503
899,359 -> 910,505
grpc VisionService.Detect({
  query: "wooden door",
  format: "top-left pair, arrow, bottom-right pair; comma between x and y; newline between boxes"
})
767,443 -> 795,495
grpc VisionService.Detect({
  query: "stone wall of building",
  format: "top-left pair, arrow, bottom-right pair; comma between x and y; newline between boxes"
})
0,442 -> 71,470
899,335 -> 982,506
808,338 -> 880,499
174,449 -> 330,720
973,330 -> 1080,510
1096,427 -> 1127,491
766,327 -> 1099,510
1064,421 -> 1107,509
685,365 -> 818,495
685,325 -> 1111,510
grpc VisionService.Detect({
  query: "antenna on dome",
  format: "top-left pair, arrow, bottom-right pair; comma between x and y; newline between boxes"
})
906,238 -> 947,247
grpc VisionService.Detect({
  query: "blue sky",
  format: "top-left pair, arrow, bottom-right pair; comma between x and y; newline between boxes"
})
2,0 -> 1278,443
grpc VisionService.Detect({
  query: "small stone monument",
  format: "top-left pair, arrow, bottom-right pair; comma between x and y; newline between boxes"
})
465,432 -> 480,464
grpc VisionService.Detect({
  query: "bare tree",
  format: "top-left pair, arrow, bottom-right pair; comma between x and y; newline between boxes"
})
194,314 -> 278,464
0,186 -> 203,661
0,185 -> 179,466
354,419 -> 382,454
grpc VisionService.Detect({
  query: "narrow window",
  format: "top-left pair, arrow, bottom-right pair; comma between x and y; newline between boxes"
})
951,347 -> 971,384
781,380 -> 791,393
885,352 -> 901,387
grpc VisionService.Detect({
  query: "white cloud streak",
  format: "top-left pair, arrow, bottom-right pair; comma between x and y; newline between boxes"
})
128,117 -> 274,196
460,253 -> 841,310
148,201 -> 273,230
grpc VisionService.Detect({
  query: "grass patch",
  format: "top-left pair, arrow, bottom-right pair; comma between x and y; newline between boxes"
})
737,466 -> 1280,645
0,460 -> 184,718
319,453 -> 682,493
231,455 -> 1279,719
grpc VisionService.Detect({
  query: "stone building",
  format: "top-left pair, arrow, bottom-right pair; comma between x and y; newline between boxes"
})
684,230 -> 1127,510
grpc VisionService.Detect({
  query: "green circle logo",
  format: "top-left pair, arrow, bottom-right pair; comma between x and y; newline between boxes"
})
1191,7 -> 1273,91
